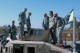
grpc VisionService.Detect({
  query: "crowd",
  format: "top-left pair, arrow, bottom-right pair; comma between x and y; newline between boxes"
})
42,11 -> 65,46
19,8 -> 65,46
1,8 -> 65,47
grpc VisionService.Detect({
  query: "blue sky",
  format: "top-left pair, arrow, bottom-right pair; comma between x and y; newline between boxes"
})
0,0 -> 80,28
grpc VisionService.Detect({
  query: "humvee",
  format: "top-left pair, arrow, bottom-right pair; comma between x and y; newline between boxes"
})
0,29 -> 71,53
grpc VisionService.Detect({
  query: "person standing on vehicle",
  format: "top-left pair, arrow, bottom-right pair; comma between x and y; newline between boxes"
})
26,12 -> 32,31
42,13 -> 49,30
19,8 -> 27,37
11,20 -> 17,40
25,12 -> 32,36
55,13 -> 65,46
49,11 -> 57,45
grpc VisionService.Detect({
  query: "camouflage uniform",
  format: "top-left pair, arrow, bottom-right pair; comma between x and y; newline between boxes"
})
11,24 -> 17,39
19,12 -> 26,37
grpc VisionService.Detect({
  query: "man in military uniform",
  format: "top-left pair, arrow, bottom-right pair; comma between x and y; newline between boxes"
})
11,20 -> 17,40
49,11 -> 57,45
26,12 -> 32,31
25,12 -> 32,36
42,13 -> 49,30
19,8 -> 27,37
1,36 -> 9,48
55,13 -> 65,46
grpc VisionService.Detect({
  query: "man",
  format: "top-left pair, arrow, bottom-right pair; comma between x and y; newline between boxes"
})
1,36 -> 9,48
55,13 -> 65,46
26,12 -> 32,31
49,11 -> 57,44
11,20 -> 17,40
19,8 -> 27,37
42,13 -> 49,30
25,12 -> 32,36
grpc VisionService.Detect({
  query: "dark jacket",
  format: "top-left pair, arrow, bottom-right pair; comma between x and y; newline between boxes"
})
11,24 -> 17,33
27,16 -> 31,27
57,17 -> 65,28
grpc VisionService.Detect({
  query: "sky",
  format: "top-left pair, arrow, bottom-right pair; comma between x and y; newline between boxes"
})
0,0 -> 80,28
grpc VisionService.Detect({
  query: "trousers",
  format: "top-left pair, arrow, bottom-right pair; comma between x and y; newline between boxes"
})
19,22 -> 24,37
56,27 -> 64,44
50,28 -> 57,44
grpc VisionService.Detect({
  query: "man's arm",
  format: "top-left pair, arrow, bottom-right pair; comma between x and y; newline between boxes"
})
19,12 -> 23,21
29,17 -> 31,26
61,18 -> 65,28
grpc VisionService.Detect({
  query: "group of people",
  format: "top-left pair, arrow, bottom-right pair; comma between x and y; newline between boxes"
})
19,8 -> 32,37
42,11 -> 65,45
1,8 -> 66,48
19,8 -> 65,45
1,8 -> 32,48
7,8 -> 65,46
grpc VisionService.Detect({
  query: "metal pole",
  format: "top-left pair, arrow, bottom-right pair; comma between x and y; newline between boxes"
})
65,33 -> 66,45
73,17 -> 77,53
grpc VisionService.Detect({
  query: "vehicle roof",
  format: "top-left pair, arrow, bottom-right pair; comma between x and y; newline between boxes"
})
8,40 -> 45,45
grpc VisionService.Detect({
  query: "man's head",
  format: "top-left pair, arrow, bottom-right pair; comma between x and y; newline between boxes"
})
3,36 -> 6,40
44,13 -> 48,18
24,8 -> 27,12
12,20 -> 15,25
54,13 -> 58,18
28,12 -> 32,16
49,11 -> 54,17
